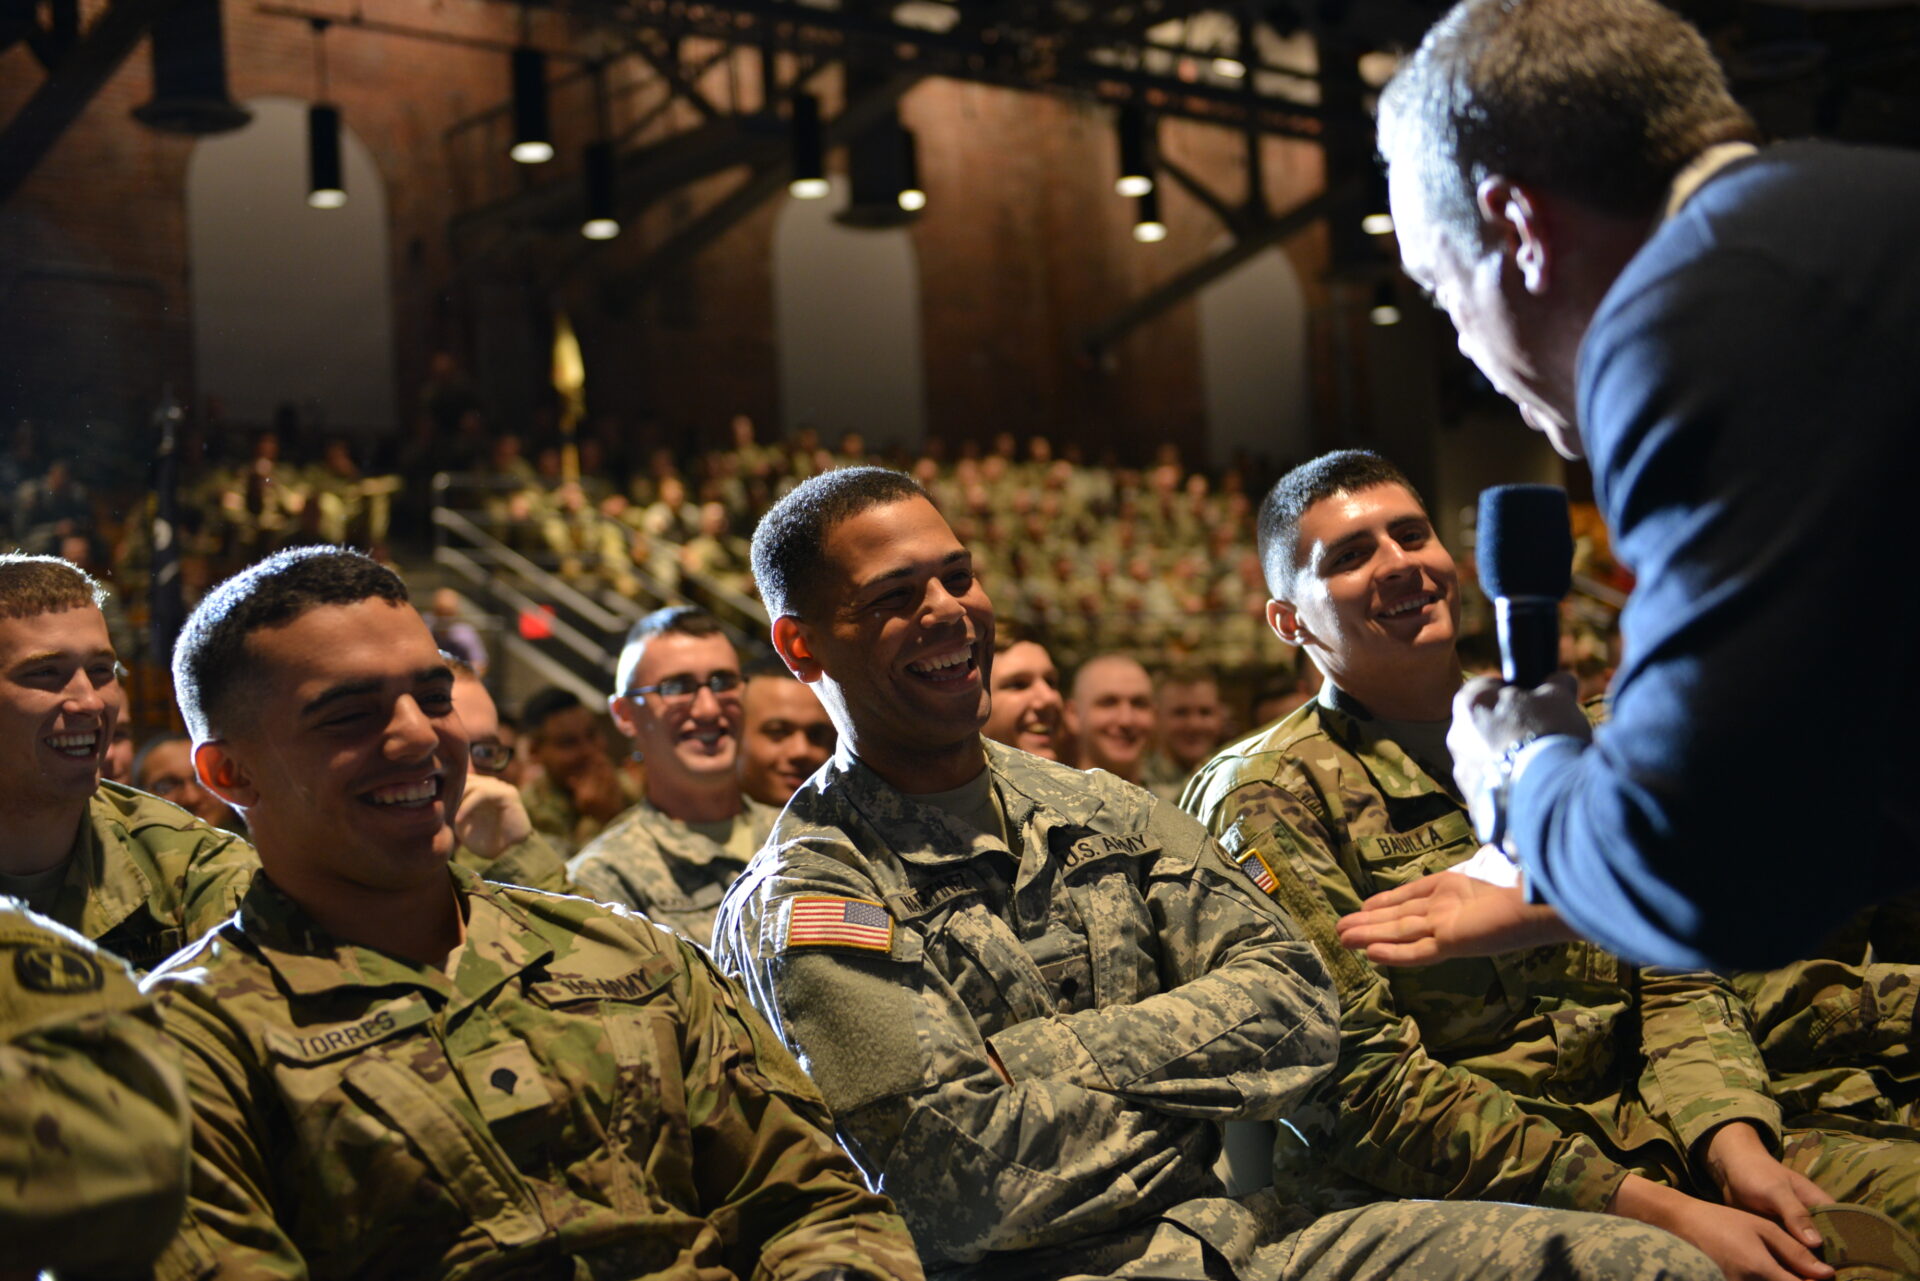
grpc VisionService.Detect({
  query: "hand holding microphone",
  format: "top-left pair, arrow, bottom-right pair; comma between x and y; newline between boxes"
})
1452,486 -> 1590,850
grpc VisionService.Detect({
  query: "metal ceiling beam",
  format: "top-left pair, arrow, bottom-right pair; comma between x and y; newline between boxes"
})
0,0 -> 182,205
1080,176 -> 1352,357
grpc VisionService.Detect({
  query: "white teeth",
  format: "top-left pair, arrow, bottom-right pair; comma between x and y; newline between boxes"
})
49,732 -> 98,755
369,778 -> 437,805
908,649 -> 971,675
1382,594 -> 1438,618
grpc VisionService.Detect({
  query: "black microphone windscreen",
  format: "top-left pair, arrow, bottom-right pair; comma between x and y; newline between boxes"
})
1477,485 -> 1573,600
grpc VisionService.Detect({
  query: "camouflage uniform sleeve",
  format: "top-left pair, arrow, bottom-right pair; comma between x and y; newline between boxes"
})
1,916 -> 191,1276
176,831 -> 260,942
1636,966 -> 1782,1163
984,799 -> 1337,1120
653,927 -> 925,1280
1203,777 -> 1636,1213
568,846 -> 652,914
715,840 -> 1315,1266
142,977 -> 308,1280
453,830 -> 575,895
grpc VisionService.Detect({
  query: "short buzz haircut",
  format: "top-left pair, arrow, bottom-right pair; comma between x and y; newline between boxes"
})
750,466 -> 927,620
172,546 -> 410,741
1378,0 -> 1758,251
0,553 -> 108,620
1258,451 -> 1422,601
615,605 -> 729,694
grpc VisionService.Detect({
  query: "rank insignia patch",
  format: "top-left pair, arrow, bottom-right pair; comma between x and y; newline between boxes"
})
786,897 -> 894,952
1235,847 -> 1279,896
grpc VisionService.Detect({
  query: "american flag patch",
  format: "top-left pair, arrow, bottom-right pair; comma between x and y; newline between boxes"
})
786,897 -> 894,952
1236,847 -> 1279,896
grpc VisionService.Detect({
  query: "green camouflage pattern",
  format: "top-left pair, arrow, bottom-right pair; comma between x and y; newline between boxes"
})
569,796 -> 778,948
712,737 -> 1349,1274
1733,892 -> 1920,1136
43,781 -> 260,974
1181,690 -> 1778,1212
519,769 -> 643,854
142,863 -> 922,1281
451,828 -> 576,896
1182,689 -> 1920,1228
1,899 -> 191,1274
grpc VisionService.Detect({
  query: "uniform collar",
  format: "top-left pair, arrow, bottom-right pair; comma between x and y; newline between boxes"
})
235,863 -> 554,1007
1660,142 -> 1761,226
1317,683 -> 1461,802
51,788 -> 156,941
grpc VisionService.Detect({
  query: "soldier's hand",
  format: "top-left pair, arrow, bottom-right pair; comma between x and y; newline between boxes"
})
1704,1122 -> 1831,1256
455,773 -> 534,859
1612,1174 -> 1833,1281
1336,871 -> 1576,964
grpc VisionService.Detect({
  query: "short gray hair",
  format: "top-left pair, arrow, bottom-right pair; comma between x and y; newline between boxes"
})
1378,0 -> 1757,249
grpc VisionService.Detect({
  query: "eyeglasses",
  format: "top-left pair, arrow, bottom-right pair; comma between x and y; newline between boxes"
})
469,741 -> 516,772
623,671 -> 744,702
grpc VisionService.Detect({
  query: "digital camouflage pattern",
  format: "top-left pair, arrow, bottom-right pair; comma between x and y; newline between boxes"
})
1733,891 -> 1920,1136
451,827 -> 576,896
1,899 -> 191,1275
1181,688 -> 1920,1229
713,741 -> 1730,1281
519,768 -> 643,855
142,863 -> 922,1281
42,781 -> 259,974
569,795 -> 778,948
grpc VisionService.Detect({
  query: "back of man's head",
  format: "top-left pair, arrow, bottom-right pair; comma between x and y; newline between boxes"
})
615,605 -> 727,696
1258,451 -> 1420,601
173,547 -> 409,742
1378,0 -> 1756,252
751,466 -> 928,620
0,553 -> 106,621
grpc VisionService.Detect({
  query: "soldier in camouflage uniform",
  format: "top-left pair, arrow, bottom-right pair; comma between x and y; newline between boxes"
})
0,554 -> 258,974
715,467 -> 1718,1281
447,658 -> 575,895
1183,451 -> 1920,1280
2,899 -> 191,1277
570,608 -> 778,947
147,545 -> 922,1279
518,685 -> 642,853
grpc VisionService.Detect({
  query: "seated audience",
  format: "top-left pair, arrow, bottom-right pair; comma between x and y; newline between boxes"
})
447,659 -> 574,894
570,608 -> 777,947
1184,451 -> 1920,1279
1063,652 -> 1156,782
715,466 -> 1719,1281
145,545 -> 924,1278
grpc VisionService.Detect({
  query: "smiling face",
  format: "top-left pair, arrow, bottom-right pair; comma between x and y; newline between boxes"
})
1274,483 -> 1461,708
610,631 -> 744,788
0,605 -> 122,810
983,640 -> 1065,760
202,599 -> 466,893
1066,655 -> 1155,782
779,497 -> 994,782
1157,677 -> 1225,771
738,674 -> 835,805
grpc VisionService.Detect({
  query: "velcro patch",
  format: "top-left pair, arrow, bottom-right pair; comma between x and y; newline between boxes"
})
1234,846 -> 1280,897
784,897 -> 893,953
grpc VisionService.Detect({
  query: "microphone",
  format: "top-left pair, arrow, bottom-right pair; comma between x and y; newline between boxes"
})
1476,485 -> 1573,688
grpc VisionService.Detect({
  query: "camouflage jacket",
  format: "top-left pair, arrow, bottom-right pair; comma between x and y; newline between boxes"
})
2,899 -> 191,1275
451,828 -> 576,896
42,782 -> 259,974
569,796 -> 778,949
1180,688 -> 1781,1214
142,864 -> 923,1281
712,740 -> 1339,1277
519,770 -> 643,855
1732,892 -> 1920,1132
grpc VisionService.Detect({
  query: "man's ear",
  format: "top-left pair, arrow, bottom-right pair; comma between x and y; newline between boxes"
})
1267,599 -> 1308,648
193,740 -> 256,810
607,693 -> 643,740
1476,175 -> 1551,295
771,616 -> 823,684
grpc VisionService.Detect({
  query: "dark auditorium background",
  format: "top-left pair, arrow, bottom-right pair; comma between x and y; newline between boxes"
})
5,0 -> 1918,725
